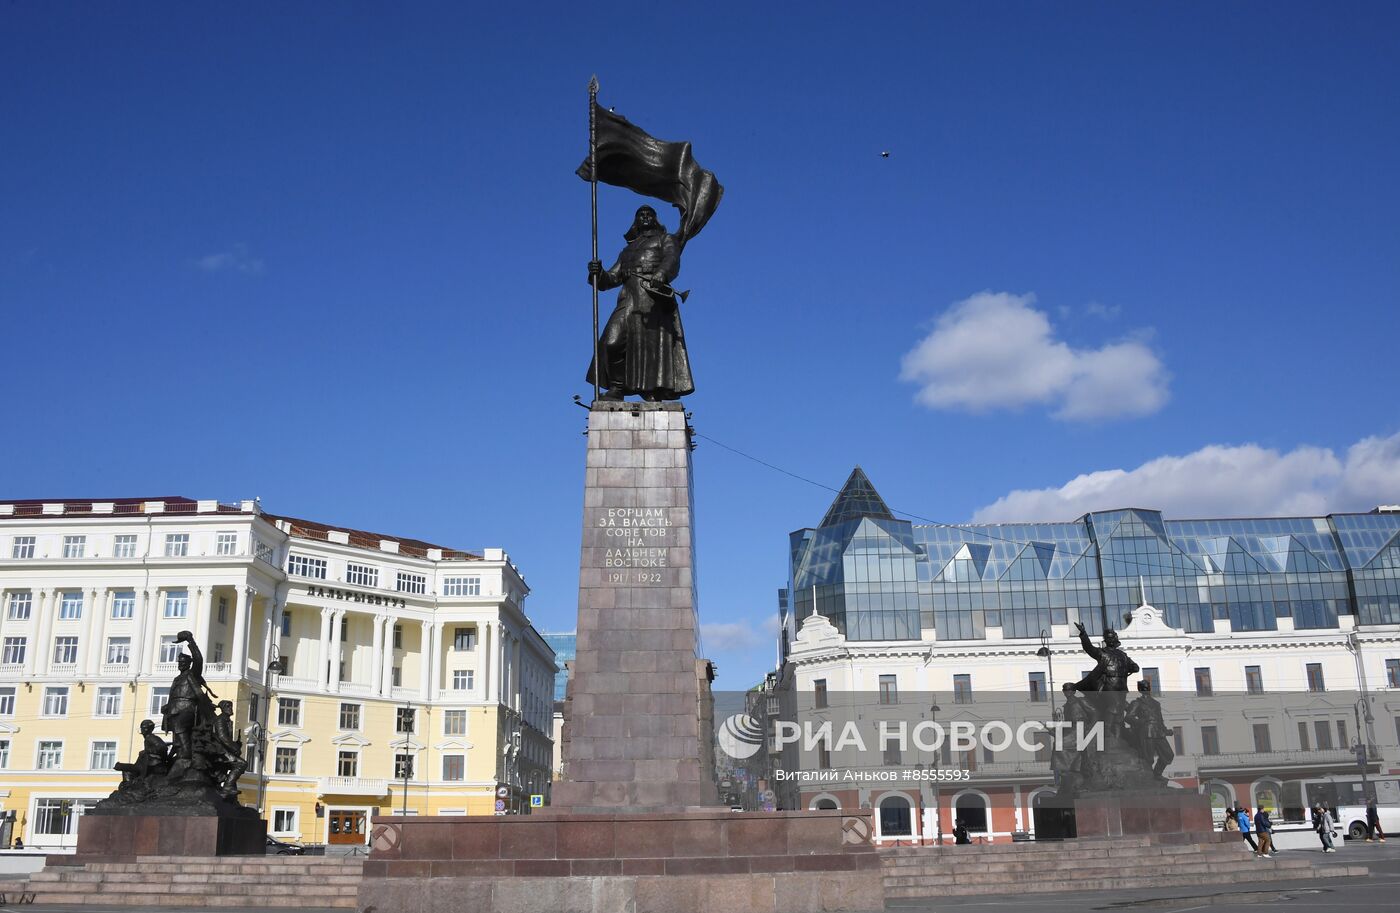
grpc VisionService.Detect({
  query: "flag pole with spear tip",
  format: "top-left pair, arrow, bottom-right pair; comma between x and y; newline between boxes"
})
588,74 -> 601,406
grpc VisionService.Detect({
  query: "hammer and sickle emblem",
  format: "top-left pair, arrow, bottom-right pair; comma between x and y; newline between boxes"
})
841,816 -> 872,845
370,823 -> 401,853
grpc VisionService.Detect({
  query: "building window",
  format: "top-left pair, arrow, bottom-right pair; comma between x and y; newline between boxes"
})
0,739 -> 8,768
443,710 -> 467,735
158,635 -> 183,664
346,563 -> 379,588
1171,727 -> 1184,755
111,591 -> 135,619
1,637 -> 26,665
52,636 -> 79,665
1140,667 -> 1161,693
1297,721 -> 1310,751
212,643 -> 224,663
5,591 -> 32,620
164,533 -> 189,557
11,536 -> 35,559
149,687 -> 170,716
37,740 -> 63,769
953,673 -> 973,704
1201,726 -> 1219,755
58,592 -> 83,620
1193,668 -> 1213,697
818,744 -> 831,769
443,576 -> 481,597
248,694 -> 260,723
452,670 -> 475,690
217,597 -> 228,625
1244,666 -> 1263,695
281,611 -> 292,636
163,590 -> 188,619
274,746 -> 298,774
43,687 -> 69,717
288,554 -> 327,579
339,703 -> 361,731
396,707 -> 416,733
1314,720 -> 1333,750
90,740 -> 118,769
393,624 -> 403,649
113,534 -> 138,558
62,535 -> 86,558
1028,671 -> 1047,702
453,627 -> 477,651
441,755 -> 465,781
337,750 -> 358,777
0,687 -> 15,716
1306,663 -> 1326,692
396,572 -> 426,595
272,809 -> 297,833
394,754 -> 415,780
814,679 -> 828,709
391,666 -> 402,687
106,637 -> 131,665
878,674 -> 898,705
1336,719 -> 1348,749
1386,659 -> 1400,689
1253,723 -> 1272,753
278,698 -> 302,727
216,532 -> 238,556
882,742 -> 902,766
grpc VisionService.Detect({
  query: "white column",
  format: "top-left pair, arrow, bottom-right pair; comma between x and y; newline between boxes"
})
380,617 -> 396,696
318,609 -> 334,691
371,614 -> 386,695
429,622 -> 445,702
482,622 -> 495,703
328,611 -> 344,692
78,586 -> 103,674
231,586 -> 251,679
24,590 -> 48,675
512,636 -> 522,712
33,590 -> 55,673
136,589 -> 159,674
260,592 -> 278,679
419,620 -> 434,700
193,586 -> 213,648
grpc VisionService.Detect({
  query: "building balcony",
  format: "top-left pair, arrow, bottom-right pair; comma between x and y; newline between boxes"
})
100,662 -> 131,676
1197,748 -> 1364,772
338,681 -> 373,696
49,662 -> 78,676
0,663 -> 23,677
318,776 -> 389,797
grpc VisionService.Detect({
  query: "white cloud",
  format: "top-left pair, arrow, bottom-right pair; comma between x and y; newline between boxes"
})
194,244 -> 264,276
971,431 -> 1400,522
898,291 -> 1169,421
702,617 -> 778,652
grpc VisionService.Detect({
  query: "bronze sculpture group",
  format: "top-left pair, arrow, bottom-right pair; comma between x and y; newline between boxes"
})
1051,623 -> 1174,796
96,632 -> 251,815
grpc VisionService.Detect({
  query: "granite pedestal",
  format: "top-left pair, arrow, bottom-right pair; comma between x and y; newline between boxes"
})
74,812 -> 266,858
551,402 -> 718,813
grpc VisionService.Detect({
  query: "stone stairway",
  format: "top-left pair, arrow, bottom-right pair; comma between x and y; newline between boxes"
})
19,855 -> 364,908
881,834 -> 1367,905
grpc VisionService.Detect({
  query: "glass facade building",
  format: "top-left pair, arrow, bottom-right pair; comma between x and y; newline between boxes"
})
542,632 -> 576,702
782,468 -> 1400,659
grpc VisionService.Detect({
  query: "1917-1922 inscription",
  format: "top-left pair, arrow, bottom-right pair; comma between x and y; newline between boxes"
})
597,507 -> 674,584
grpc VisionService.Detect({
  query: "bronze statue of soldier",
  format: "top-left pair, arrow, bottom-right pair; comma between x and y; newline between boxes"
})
162,630 -> 213,761
1070,622 -> 1139,740
1125,680 -> 1174,778
586,205 -> 694,401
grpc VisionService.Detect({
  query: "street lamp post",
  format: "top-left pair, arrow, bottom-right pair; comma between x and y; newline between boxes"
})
930,703 -> 943,846
400,701 -> 414,817
1036,629 -> 1056,719
1353,697 -> 1374,799
254,652 -> 282,815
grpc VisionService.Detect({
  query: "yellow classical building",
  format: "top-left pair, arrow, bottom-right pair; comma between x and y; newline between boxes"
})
0,497 -> 555,849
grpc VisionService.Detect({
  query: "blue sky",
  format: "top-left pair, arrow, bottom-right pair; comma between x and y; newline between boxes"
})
3,2 -> 1398,688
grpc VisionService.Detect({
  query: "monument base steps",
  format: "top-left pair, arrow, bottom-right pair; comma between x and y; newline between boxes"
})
15,855 -> 364,908
881,833 -> 1367,901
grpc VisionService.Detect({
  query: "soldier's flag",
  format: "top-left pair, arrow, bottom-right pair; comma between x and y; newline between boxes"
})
577,102 -> 723,247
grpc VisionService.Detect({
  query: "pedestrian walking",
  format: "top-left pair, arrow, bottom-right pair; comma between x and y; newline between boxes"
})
1254,807 -> 1276,857
1236,805 -> 1258,853
1312,804 -> 1336,852
1223,810 -> 1239,833
1366,796 -> 1387,842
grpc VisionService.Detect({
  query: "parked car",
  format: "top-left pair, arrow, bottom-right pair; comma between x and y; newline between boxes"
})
266,835 -> 306,855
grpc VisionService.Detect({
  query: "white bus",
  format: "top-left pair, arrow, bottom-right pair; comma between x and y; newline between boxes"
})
1300,775 -> 1400,840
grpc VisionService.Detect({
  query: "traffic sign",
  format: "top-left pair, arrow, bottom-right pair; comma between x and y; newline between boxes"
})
530,794 -> 543,808
495,799 -> 506,812
496,786 -> 509,799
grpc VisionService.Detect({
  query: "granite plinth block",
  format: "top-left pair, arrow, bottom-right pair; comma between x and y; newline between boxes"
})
557,402 -> 718,813
75,812 -> 267,857
1071,790 -> 1213,839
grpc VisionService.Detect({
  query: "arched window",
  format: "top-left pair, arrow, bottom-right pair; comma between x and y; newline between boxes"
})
1252,779 -> 1282,817
955,792 -> 989,833
879,794 -> 913,837
813,798 -> 838,811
